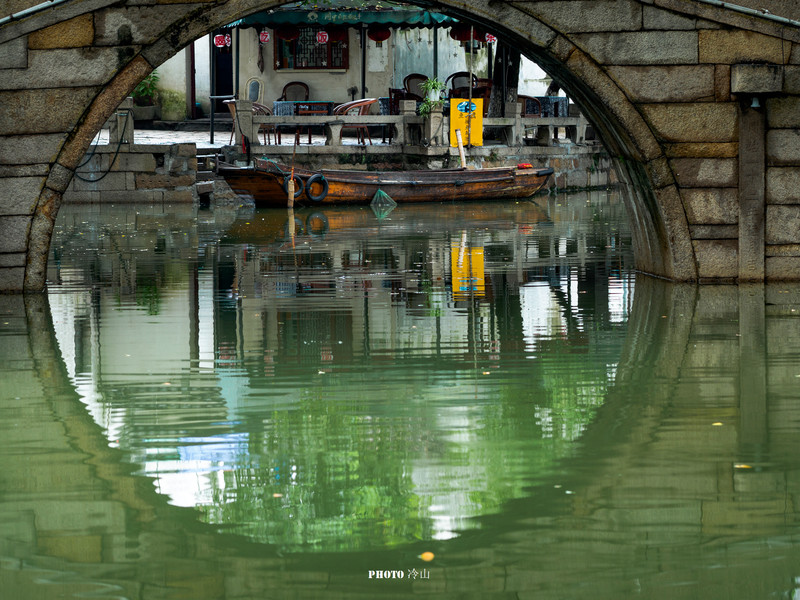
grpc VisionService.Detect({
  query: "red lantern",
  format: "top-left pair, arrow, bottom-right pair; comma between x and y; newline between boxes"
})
276,25 -> 300,41
367,26 -> 391,43
214,34 -> 230,47
449,24 -> 471,42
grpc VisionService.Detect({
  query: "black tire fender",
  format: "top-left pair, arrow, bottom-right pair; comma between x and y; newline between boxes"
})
305,173 -> 329,202
283,174 -> 305,199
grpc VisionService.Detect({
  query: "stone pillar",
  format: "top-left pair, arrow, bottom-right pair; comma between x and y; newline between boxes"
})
324,121 -> 343,146
399,99 -> 417,145
234,100 -> 253,146
109,97 -> 134,146
732,64 -> 782,281
509,101 -> 522,146
738,103 -> 766,281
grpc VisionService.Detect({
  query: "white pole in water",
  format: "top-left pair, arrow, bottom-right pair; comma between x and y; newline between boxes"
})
456,129 -> 467,168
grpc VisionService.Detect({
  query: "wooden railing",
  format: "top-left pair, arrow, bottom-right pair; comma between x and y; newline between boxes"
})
234,100 -> 589,148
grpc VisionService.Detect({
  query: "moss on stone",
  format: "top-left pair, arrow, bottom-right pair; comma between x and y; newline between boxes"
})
158,89 -> 187,122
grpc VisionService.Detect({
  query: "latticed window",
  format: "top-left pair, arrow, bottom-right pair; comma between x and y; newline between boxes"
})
275,27 -> 348,70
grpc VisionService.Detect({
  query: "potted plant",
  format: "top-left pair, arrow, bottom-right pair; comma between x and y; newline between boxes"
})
419,76 -> 446,101
131,70 -> 161,121
417,77 -> 446,119
417,78 -> 446,145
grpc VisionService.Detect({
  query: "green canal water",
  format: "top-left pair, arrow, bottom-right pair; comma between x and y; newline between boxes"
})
2,191 -> 800,598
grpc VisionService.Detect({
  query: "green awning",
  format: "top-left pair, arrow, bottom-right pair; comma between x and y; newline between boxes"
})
226,1 -> 458,29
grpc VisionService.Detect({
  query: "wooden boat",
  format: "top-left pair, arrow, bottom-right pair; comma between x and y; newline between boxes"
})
219,158 -> 553,207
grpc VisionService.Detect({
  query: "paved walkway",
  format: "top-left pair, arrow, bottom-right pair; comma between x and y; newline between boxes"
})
96,127 -> 391,150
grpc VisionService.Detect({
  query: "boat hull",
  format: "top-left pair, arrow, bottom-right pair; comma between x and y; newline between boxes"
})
220,160 -> 553,207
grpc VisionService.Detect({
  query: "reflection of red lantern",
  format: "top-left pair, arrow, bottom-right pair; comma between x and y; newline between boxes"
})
316,31 -> 329,44
276,25 -> 300,40
259,30 -> 270,43
326,27 -> 347,42
367,26 -> 391,43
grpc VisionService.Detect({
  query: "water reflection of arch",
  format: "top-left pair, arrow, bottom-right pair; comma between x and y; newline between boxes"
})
10,237 -> 800,598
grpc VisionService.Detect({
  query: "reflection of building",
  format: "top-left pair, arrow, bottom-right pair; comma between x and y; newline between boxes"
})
47,194 -> 632,548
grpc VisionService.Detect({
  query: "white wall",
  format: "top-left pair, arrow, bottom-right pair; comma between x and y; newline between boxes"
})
235,27 -> 394,108
156,28 -> 558,122
195,36 -> 212,116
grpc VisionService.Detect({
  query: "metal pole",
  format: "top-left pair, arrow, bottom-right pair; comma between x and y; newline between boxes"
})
235,27 -> 240,98
433,25 -> 438,80
501,44 -> 507,118
361,25 -> 367,98
210,35 -> 216,144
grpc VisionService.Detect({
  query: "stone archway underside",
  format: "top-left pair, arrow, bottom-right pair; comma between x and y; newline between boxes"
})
2,0 -> 800,291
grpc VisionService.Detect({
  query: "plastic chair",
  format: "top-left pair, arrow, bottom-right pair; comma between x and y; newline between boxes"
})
333,98 -> 378,145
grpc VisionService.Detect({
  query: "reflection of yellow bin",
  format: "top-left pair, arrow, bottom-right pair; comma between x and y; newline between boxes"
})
450,98 -> 483,147
451,246 -> 485,300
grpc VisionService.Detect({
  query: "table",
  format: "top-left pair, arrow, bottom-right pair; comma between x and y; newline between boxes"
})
272,101 -> 334,116
272,101 -> 335,143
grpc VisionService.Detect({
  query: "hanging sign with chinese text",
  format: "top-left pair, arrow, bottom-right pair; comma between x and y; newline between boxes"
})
316,31 -> 329,44
259,31 -> 270,43
214,34 -> 231,47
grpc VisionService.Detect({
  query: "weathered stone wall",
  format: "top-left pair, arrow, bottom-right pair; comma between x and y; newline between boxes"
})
2,0 -> 800,290
64,143 -> 197,203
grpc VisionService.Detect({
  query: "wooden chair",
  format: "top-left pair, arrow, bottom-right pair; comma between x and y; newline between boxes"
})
518,95 -> 542,142
446,71 -> 478,96
333,98 -> 378,145
224,99 -> 273,145
403,73 -> 428,99
386,88 -> 419,143
518,95 -> 542,117
275,82 -> 310,144
278,81 -> 309,101
252,102 -> 275,145
389,87 -> 421,114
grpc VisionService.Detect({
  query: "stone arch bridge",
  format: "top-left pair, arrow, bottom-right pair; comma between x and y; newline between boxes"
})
1,0 -> 800,291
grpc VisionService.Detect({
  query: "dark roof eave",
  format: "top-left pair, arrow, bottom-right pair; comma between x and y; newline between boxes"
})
225,9 -> 458,29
